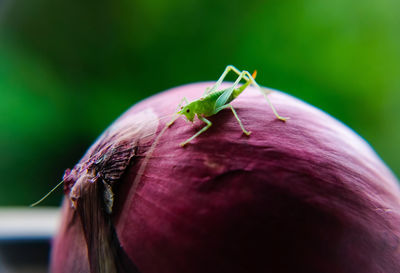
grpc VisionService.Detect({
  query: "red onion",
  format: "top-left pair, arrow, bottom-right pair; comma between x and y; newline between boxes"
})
51,83 -> 400,273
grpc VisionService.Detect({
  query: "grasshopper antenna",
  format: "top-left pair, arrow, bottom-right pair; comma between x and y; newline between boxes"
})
30,179 -> 65,207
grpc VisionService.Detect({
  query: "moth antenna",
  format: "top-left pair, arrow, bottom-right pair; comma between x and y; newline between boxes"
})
30,179 -> 65,207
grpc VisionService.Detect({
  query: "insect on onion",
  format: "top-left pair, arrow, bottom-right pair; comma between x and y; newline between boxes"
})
49,80 -> 400,273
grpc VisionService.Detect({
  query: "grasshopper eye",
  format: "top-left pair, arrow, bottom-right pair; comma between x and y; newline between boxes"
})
186,109 -> 190,113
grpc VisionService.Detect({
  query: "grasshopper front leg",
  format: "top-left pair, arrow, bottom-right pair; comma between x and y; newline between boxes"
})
167,97 -> 190,127
180,116 -> 212,147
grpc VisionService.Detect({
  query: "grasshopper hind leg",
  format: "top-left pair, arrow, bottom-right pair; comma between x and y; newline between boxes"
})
242,71 -> 289,122
220,68 -> 288,121
206,65 -> 251,95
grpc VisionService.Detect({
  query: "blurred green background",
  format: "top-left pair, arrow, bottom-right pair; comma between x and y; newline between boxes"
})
0,0 -> 399,206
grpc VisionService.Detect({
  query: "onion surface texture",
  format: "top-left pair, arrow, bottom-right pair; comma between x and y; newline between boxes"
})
51,83 -> 400,273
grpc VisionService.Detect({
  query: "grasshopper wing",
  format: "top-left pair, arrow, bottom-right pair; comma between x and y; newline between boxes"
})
215,86 -> 235,111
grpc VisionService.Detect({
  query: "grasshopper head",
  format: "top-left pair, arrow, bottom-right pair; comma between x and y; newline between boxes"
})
179,105 -> 195,122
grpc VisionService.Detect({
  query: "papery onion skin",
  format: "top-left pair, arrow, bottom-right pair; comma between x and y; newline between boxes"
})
51,83 -> 400,273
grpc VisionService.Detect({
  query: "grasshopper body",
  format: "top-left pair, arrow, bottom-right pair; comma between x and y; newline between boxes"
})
168,65 -> 288,146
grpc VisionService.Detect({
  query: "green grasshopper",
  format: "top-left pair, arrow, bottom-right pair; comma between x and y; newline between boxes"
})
31,66 -> 286,206
167,65 -> 288,147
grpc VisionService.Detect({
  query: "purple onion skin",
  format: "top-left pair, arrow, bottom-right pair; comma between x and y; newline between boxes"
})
51,83 -> 400,273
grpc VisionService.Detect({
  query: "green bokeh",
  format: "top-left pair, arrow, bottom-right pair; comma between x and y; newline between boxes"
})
0,0 -> 399,206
